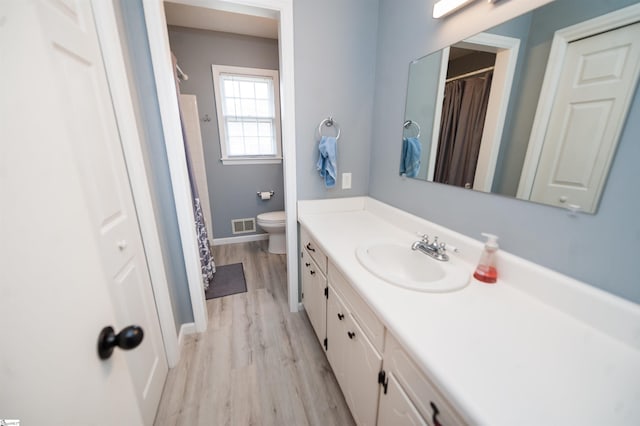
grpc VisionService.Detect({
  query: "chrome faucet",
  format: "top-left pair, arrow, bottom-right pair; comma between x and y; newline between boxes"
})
411,234 -> 456,262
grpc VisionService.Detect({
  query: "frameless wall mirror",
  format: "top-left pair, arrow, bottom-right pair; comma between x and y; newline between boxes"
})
400,0 -> 640,214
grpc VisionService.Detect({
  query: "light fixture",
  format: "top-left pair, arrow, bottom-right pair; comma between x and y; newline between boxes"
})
432,0 -> 475,19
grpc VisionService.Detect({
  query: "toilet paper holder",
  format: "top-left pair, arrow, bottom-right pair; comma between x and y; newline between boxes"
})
257,190 -> 275,199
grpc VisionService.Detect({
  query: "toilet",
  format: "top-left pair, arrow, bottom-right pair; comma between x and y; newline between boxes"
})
256,211 -> 286,254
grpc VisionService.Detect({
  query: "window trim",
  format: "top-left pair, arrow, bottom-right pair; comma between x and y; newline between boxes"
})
211,65 -> 282,165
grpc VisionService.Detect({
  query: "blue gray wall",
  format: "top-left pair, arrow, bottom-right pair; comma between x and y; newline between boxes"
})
167,27 -> 284,239
293,0 -> 378,200
493,0 -> 640,196
370,0 -> 640,303
404,51 -> 442,181
116,0 -> 193,329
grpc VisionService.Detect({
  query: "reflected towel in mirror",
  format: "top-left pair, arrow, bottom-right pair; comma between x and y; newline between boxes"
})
400,137 -> 421,178
316,135 -> 338,188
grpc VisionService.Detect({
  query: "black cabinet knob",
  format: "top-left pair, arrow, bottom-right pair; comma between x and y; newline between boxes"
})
305,262 -> 311,267
310,270 -> 316,275
430,401 -> 441,426
347,331 -> 355,339
337,313 -> 345,320
98,325 -> 144,360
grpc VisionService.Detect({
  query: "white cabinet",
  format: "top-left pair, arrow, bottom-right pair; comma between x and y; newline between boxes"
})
328,265 -> 385,352
298,224 -> 465,426
377,371 -> 427,426
300,226 -> 328,348
301,247 -> 327,347
379,332 -> 465,426
301,226 -> 327,273
326,284 -> 349,387
327,285 -> 382,426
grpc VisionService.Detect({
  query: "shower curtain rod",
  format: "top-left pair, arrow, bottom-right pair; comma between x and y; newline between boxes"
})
176,64 -> 189,81
446,66 -> 494,83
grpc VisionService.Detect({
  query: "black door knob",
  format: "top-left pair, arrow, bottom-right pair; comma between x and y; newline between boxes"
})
98,325 -> 144,360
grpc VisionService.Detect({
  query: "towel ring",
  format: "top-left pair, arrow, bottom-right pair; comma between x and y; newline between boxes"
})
403,120 -> 421,138
318,116 -> 341,140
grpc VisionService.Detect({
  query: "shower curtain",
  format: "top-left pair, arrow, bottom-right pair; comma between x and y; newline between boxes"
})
172,54 -> 216,290
434,71 -> 493,188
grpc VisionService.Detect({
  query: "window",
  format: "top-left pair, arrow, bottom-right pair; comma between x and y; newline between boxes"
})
211,65 -> 282,165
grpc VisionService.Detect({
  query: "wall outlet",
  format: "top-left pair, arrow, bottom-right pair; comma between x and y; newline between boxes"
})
342,172 -> 352,189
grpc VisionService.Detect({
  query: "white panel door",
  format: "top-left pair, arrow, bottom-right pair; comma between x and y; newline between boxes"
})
530,22 -> 640,212
0,1 -> 166,424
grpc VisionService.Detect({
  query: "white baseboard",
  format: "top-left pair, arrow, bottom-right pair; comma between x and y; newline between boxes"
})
178,322 -> 197,349
213,233 -> 269,246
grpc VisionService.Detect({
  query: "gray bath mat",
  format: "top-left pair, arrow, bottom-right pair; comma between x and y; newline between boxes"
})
205,263 -> 247,299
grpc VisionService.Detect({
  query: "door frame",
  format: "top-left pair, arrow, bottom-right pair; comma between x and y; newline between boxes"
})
517,3 -> 640,200
430,32 -> 520,191
141,0 -> 300,320
93,0 -> 180,367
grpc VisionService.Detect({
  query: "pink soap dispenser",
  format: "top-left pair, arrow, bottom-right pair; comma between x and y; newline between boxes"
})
473,233 -> 499,284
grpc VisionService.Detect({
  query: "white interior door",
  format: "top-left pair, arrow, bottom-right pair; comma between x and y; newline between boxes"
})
530,22 -> 640,212
0,1 -> 167,424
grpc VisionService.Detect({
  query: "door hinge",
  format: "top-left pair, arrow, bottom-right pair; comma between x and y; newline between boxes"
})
324,287 -> 328,299
323,337 -> 328,351
378,370 -> 389,394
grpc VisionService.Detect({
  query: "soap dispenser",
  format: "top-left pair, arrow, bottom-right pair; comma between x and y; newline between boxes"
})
474,233 -> 499,284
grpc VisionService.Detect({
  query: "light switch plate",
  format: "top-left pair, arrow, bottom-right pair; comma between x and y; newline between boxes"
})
342,172 -> 352,189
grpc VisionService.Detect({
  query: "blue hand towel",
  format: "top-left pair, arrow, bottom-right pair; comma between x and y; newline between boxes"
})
316,135 -> 337,188
400,137 -> 421,178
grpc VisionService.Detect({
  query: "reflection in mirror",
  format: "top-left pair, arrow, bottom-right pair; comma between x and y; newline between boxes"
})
400,0 -> 640,214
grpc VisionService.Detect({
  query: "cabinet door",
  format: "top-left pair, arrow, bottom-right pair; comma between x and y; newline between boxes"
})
301,250 -> 326,345
343,313 -> 382,426
378,372 -> 427,426
326,286 -> 350,390
384,332 -> 465,426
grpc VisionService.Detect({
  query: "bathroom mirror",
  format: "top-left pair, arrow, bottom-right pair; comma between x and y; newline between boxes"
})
400,0 -> 640,214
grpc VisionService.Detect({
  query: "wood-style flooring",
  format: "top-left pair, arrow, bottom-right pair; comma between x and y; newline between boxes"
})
154,241 -> 355,426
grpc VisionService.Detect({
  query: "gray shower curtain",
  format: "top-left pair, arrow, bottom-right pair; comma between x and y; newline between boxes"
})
434,71 -> 493,188
172,54 -> 216,290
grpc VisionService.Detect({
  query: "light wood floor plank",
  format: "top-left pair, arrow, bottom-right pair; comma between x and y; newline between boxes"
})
154,241 -> 354,426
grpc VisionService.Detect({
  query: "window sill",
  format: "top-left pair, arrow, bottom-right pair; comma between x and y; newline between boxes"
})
221,157 -> 283,165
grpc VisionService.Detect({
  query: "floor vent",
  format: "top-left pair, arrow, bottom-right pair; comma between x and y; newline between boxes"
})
231,217 -> 256,234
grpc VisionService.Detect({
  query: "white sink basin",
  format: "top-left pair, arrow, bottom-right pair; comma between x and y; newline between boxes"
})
356,242 -> 470,292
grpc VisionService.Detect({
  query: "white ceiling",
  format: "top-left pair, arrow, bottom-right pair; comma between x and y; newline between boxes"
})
164,1 -> 278,40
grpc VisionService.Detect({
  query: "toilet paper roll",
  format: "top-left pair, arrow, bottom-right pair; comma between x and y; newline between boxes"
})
260,191 -> 272,200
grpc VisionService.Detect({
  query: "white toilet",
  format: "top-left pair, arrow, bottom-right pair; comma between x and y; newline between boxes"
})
257,211 -> 286,254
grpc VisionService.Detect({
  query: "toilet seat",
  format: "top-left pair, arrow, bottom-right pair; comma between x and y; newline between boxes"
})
257,211 -> 285,224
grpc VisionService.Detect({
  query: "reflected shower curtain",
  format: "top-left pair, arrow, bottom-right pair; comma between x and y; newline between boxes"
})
172,54 -> 215,290
434,71 -> 493,188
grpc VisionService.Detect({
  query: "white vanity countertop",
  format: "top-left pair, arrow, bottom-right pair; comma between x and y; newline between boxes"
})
298,197 -> 640,425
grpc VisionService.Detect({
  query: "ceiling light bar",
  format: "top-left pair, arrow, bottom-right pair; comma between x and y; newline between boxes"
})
433,0 -> 475,19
